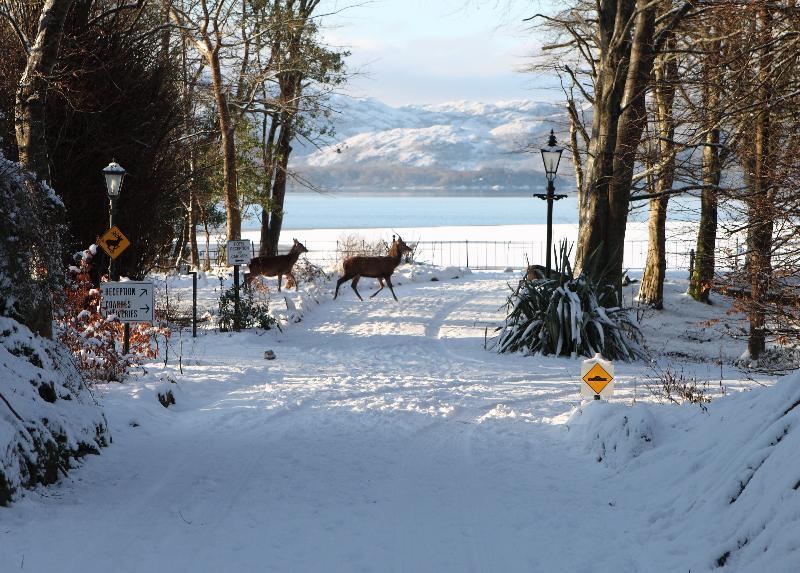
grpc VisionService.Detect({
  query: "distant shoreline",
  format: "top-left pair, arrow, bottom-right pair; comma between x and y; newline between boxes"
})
285,188 -> 554,198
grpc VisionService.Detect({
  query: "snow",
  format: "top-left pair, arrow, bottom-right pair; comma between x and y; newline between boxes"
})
292,95 -> 568,173
0,267 -> 796,572
0,317 -> 107,504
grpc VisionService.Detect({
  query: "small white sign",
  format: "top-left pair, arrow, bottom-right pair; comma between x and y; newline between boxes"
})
227,239 -> 252,265
580,353 -> 615,400
100,281 -> 154,323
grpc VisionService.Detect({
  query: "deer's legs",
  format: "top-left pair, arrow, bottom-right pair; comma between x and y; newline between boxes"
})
385,276 -> 398,301
351,275 -> 364,301
370,278 -> 385,298
290,272 -> 299,291
277,274 -> 283,292
334,274 -> 352,299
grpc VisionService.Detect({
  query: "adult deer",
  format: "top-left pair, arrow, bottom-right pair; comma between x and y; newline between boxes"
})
334,236 -> 412,301
246,239 -> 308,291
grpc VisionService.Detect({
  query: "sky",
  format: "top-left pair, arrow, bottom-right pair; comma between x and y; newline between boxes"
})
320,0 -> 561,106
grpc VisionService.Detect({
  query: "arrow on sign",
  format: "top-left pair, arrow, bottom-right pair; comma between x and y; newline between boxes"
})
140,305 -> 150,313
140,289 -> 148,297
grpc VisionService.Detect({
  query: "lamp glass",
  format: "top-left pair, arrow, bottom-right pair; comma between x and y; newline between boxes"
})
540,149 -> 563,181
540,130 -> 564,182
103,161 -> 126,198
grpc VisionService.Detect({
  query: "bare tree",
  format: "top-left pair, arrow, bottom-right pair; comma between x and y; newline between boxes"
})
638,34 -> 678,308
531,1 -> 692,288
164,0 -> 242,241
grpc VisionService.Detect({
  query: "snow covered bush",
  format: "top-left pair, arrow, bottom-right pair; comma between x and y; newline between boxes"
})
57,244 -> 171,381
218,281 -> 278,331
0,317 -> 108,505
286,258 -> 330,289
0,151 -> 108,504
156,375 -> 177,408
0,152 -> 65,337
567,401 -> 656,468
645,363 -> 713,408
495,243 -> 644,361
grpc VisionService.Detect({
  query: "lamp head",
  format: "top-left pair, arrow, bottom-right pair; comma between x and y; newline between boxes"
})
103,161 -> 126,198
540,130 -> 563,182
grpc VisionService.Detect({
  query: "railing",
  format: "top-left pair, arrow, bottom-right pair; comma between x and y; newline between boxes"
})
195,237 -> 744,271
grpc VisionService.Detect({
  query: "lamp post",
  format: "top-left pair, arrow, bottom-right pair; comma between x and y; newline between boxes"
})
103,161 -> 126,280
103,161 -> 130,354
534,130 -> 566,278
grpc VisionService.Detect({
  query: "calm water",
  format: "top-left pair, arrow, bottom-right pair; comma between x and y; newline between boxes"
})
241,191 -> 699,230
275,193 -> 581,229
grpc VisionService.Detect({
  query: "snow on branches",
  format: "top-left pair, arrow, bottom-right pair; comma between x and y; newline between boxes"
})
57,244 -> 170,381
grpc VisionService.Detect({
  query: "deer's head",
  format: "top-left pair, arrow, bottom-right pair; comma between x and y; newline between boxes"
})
391,236 -> 413,258
291,238 -> 309,255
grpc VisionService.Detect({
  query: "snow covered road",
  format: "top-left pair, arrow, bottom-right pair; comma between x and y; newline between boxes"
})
0,273 -> 783,572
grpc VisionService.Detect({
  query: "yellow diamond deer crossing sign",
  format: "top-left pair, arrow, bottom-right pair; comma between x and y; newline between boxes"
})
99,226 -> 130,259
580,354 -> 615,399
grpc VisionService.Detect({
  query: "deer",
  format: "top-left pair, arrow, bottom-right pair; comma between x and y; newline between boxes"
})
334,236 -> 413,301
245,238 -> 308,291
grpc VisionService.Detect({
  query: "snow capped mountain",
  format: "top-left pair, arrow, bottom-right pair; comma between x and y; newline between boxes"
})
291,96 -> 572,190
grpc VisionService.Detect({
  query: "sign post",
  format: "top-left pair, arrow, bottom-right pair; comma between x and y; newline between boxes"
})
226,240 -> 252,332
178,264 -> 198,338
191,270 -> 197,338
580,353 -> 614,400
99,226 -> 133,352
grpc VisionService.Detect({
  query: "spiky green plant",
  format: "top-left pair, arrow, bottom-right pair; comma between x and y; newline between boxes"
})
495,241 -> 644,361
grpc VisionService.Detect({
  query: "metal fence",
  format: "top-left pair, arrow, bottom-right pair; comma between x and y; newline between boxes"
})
196,237 -> 745,271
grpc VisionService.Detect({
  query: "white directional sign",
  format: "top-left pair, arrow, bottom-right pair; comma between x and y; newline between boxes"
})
227,239 -> 252,265
100,281 -> 154,323
580,353 -> 615,400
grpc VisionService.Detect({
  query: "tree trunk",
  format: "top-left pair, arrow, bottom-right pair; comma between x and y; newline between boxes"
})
574,0 -> 634,279
639,44 -> 677,308
747,6 -> 774,360
188,189 -> 199,269
13,0 -> 74,338
688,129 -> 720,303
575,0 -> 656,289
201,209 -> 212,271
172,216 -> 188,264
15,0 -> 73,181
180,35 -> 200,270
639,195 -> 669,308
688,32 -> 722,303
208,50 -> 241,241
259,111 -> 279,256
265,120 -> 292,256
566,98 -> 585,210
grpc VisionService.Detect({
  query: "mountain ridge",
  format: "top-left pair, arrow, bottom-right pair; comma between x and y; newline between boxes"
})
290,95 -> 573,191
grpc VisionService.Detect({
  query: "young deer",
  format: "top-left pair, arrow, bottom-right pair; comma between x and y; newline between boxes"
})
334,236 -> 412,301
246,238 -> 308,291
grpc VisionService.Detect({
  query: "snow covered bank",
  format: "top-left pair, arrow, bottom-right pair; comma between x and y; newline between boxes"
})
568,373 -> 800,571
0,317 -> 108,505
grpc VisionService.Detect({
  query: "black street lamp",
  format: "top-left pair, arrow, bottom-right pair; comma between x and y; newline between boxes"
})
534,130 -> 566,278
103,161 -> 126,280
103,161 -> 130,355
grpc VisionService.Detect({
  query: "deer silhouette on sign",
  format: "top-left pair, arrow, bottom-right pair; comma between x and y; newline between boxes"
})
105,231 -> 124,253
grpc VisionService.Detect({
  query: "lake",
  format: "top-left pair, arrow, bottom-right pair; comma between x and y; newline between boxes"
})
264,192 -> 581,230
240,190 -> 702,231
